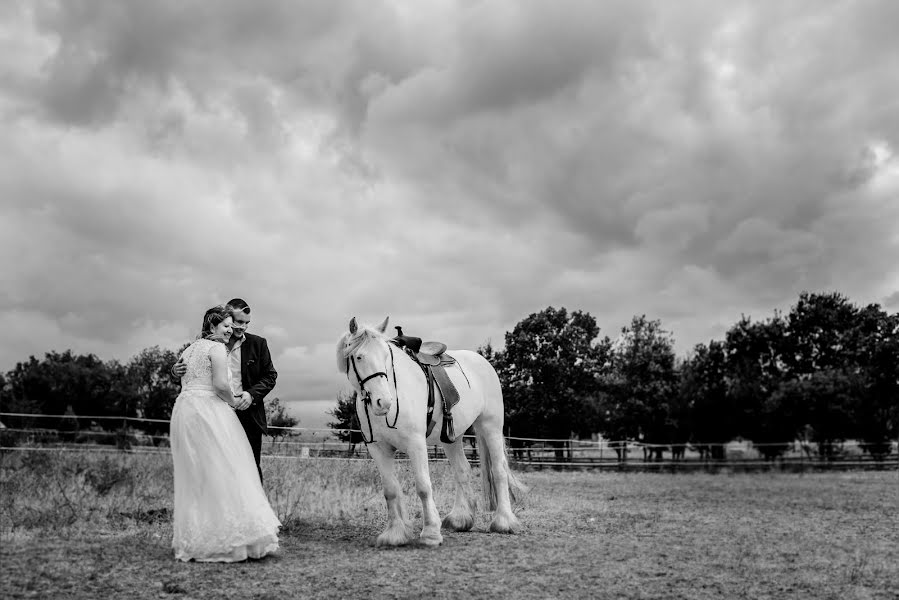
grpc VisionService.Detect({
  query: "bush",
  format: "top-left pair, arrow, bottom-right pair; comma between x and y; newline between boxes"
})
860,441 -> 893,461
0,429 -> 19,448
85,457 -> 134,496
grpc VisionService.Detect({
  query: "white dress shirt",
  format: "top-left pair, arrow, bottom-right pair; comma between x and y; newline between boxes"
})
228,336 -> 244,396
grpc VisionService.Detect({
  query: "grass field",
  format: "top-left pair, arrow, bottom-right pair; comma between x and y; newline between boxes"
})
1,449 -> 897,599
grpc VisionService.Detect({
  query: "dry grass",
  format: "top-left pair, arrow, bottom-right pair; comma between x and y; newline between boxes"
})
1,449 -> 898,599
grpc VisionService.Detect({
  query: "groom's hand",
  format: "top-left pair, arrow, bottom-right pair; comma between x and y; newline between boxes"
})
234,391 -> 252,411
171,360 -> 187,378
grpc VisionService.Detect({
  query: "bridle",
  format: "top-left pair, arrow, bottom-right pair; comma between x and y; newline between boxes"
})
346,341 -> 400,443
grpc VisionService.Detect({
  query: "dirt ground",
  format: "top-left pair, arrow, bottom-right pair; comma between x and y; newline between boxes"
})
2,470 -> 898,600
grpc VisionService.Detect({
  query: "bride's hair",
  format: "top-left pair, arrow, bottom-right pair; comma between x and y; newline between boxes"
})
199,305 -> 231,342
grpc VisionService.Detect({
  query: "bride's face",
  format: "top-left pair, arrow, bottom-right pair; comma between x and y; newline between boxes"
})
213,316 -> 234,341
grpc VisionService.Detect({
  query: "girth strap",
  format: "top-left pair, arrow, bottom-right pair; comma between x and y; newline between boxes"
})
425,369 -> 438,438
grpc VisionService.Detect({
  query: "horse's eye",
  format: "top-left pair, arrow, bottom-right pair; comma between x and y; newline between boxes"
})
357,355 -> 363,361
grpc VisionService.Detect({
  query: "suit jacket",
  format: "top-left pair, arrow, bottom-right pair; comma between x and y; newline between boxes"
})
234,332 -> 278,435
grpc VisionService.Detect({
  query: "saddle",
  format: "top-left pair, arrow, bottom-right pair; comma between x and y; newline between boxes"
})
393,326 -> 461,443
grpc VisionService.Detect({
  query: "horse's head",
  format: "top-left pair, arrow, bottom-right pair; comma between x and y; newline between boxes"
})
336,316 -> 393,417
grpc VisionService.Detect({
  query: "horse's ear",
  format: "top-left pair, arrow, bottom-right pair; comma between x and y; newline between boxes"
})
336,333 -> 349,373
376,316 -> 389,334
349,317 -> 357,334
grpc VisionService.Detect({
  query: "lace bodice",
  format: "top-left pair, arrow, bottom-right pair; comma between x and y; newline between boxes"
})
180,339 -> 229,390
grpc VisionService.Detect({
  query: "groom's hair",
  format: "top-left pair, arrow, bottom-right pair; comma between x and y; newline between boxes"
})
227,298 -> 250,314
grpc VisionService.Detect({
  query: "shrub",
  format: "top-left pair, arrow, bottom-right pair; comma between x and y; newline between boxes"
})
85,457 -> 134,496
0,429 -> 19,449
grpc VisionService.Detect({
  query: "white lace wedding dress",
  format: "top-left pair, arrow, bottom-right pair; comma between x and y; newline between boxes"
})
170,338 -> 280,562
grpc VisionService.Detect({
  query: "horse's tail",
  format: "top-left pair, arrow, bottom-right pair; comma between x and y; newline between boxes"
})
476,428 -> 528,511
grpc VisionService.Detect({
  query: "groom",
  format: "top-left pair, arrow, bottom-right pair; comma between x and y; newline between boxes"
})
173,298 -> 277,482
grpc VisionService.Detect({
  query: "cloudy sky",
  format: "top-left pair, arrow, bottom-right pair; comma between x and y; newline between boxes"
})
2,1 -> 897,428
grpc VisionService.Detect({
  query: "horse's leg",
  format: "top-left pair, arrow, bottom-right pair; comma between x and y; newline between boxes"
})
477,424 -> 522,534
407,441 -> 443,546
441,439 -> 475,532
367,442 -> 413,547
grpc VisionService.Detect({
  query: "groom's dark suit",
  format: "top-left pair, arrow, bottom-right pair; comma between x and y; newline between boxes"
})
234,332 -> 278,482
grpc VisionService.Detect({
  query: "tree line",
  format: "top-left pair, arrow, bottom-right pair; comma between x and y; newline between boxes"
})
0,343 -> 297,440
483,291 -> 898,460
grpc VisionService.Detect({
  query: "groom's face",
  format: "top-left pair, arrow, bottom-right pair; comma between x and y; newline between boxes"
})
231,309 -> 251,340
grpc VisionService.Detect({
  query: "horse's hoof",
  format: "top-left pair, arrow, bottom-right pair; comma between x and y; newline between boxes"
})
375,537 -> 409,548
418,536 -> 443,547
375,531 -> 411,547
442,513 -> 474,532
418,530 -> 443,546
489,512 -> 520,534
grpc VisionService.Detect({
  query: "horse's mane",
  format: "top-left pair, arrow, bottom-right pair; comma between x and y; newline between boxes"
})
336,323 -> 390,373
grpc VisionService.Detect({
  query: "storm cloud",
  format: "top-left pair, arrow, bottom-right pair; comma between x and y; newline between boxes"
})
2,1 -> 897,426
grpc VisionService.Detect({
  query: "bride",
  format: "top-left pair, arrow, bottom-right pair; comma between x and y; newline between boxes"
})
170,305 -> 280,562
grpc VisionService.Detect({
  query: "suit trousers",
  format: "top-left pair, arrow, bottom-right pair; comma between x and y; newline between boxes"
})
236,413 -> 264,484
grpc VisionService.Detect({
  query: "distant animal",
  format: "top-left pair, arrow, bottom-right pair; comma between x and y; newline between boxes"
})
337,317 -> 525,547
609,440 -> 629,462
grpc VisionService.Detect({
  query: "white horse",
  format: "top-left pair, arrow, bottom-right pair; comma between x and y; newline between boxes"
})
336,317 -> 525,546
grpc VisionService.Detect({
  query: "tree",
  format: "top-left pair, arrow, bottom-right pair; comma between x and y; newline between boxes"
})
0,372 -> 6,416
680,340 -> 735,459
1,358 -> 46,429
601,316 -> 680,461
126,346 -> 183,436
496,307 -> 610,443
784,292 -> 859,376
850,306 -> 899,459
783,294 -> 898,459
476,340 -> 499,363
0,372 -> 15,441
2,351 -> 125,430
724,314 -> 795,458
265,397 -> 299,440
328,390 -> 364,448
773,369 -> 862,459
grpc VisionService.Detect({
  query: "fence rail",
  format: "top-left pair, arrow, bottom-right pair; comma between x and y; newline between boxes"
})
1,412 -> 897,471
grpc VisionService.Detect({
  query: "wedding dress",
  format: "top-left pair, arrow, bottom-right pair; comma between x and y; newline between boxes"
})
170,338 -> 280,562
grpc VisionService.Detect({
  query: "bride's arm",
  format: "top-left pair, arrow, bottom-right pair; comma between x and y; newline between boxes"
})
209,343 -> 237,406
